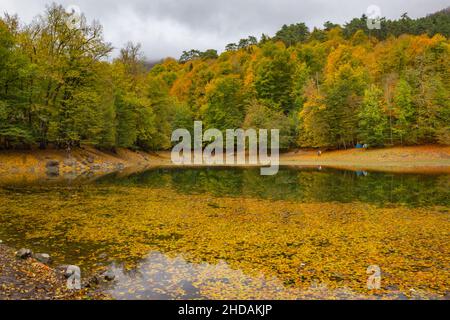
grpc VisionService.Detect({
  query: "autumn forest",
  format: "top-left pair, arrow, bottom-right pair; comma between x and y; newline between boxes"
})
0,4 -> 449,151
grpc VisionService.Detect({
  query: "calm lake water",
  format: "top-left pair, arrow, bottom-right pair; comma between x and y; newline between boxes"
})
0,167 -> 449,299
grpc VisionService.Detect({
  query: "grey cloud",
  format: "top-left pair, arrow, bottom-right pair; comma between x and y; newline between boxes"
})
1,0 -> 448,60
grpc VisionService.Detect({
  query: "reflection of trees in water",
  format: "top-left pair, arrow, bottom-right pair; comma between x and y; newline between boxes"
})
1,183 -> 448,299
107,251 -> 412,300
96,168 -> 450,207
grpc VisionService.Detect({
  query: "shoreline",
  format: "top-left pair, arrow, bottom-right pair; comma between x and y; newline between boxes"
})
0,243 -> 107,300
0,145 -> 449,184
126,145 -> 450,174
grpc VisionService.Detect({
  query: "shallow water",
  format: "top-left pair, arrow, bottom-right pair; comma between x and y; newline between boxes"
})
0,167 -> 448,299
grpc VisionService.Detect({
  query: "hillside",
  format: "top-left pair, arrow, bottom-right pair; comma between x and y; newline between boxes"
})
0,5 -> 449,152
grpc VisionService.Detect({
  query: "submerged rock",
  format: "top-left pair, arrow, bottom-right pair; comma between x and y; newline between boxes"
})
34,253 -> 52,264
46,160 -> 60,167
63,159 -> 77,167
98,253 -> 108,259
103,270 -> 115,281
16,248 -> 32,259
84,275 -> 100,288
91,164 -> 101,171
64,265 -> 81,279
116,163 -> 125,170
386,284 -> 399,291
56,265 -> 69,274
65,265 -> 82,290
63,172 -> 79,180
46,160 -> 60,177
330,273 -> 345,282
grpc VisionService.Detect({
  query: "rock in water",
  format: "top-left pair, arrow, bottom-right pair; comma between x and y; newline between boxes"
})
65,265 -> 82,290
85,275 -> 101,288
98,253 -> 108,259
64,265 -> 80,279
64,159 -> 77,167
34,253 -> 51,264
46,160 -> 60,177
16,248 -> 32,259
46,160 -> 60,167
56,265 -> 69,274
103,270 -> 115,281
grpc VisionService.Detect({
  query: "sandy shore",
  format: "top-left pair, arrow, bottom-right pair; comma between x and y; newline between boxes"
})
154,145 -> 450,174
279,145 -> 450,174
0,145 -> 449,185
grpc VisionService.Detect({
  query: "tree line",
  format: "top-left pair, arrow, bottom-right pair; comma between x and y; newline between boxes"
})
0,4 -> 449,150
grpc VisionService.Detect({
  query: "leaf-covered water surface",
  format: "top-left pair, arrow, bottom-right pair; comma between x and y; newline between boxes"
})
0,168 -> 448,299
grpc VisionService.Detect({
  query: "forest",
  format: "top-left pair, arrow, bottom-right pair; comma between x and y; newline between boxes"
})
0,4 -> 449,151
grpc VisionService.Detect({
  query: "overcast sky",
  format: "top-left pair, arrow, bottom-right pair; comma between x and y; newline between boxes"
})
1,0 -> 448,60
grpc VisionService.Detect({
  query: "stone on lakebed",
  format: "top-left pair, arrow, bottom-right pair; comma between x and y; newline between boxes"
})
33,253 -> 52,264
103,270 -> 116,281
16,248 -> 33,259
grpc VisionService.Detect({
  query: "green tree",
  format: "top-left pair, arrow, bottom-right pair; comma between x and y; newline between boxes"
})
274,23 -> 309,46
202,76 -> 246,131
324,63 -> 368,149
358,86 -> 388,146
297,81 -> 332,148
0,16 -> 35,148
244,99 -> 296,149
393,79 -> 416,144
113,43 -> 156,150
254,49 -> 295,114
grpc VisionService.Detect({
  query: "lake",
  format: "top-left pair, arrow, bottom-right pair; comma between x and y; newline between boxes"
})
0,167 -> 448,299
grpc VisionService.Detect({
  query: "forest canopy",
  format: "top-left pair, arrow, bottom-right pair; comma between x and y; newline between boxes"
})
0,4 -> 449,150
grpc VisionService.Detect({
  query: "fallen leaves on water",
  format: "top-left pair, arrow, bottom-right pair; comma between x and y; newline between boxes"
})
0,185 -> 448,300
